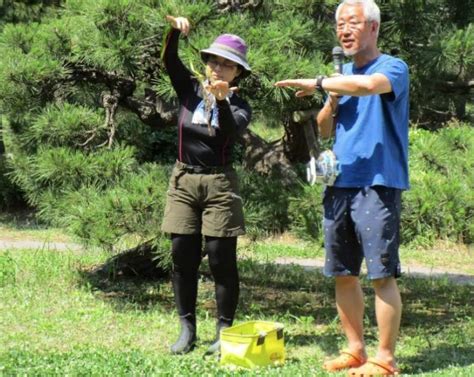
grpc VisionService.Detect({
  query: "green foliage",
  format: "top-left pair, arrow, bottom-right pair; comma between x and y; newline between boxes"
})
0,0 -> 61,28
0,0 -> 472,249
402,124 -> 474,245
288,181 -> 325,241
0,30 -> 67,118
40,163 -> 169,251
379,1 -> 474,122
9,146 -> 138,206
285,125 -> 474,246
25,103 -> 104,149
239,168 -> 298,239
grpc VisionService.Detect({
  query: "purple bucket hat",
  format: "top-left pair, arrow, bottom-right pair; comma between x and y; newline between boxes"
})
200,34 -> 251,77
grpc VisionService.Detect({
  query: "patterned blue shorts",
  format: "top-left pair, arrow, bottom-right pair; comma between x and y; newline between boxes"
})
323,186 -> 402,280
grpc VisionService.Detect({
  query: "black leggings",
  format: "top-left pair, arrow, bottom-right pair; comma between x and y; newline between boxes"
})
171,234 -> 239,321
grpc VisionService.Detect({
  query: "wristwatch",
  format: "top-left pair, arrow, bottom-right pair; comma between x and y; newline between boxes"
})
315,75 -> 326,92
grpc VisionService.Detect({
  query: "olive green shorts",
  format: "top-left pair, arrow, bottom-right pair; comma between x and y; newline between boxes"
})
161,162 -> 245,237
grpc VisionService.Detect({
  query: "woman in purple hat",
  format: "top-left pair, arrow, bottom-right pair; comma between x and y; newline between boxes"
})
161,15 -> 252,355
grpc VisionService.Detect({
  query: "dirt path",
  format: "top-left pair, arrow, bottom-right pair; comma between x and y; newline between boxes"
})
275,257 -> 474,286
0,239 -> 82,251
1,239 -> 472,285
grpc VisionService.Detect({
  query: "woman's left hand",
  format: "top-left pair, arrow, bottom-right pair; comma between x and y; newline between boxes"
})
205,81 -> 238,101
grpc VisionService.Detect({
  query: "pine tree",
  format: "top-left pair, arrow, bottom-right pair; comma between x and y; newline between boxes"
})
0,0 -> 63,209
0,0 -> 472,275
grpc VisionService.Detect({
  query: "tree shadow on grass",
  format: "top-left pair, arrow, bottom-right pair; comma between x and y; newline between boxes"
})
78,247 -> 174,312
78,257 -> 473,372
78,256 -> 473,326
237,258 -> 335,318
398,276 -> 473,330
400,344 -> 474,374
285,333 -> 343,356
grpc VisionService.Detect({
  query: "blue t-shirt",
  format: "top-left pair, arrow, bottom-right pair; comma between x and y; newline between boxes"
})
333,54 -> 410,189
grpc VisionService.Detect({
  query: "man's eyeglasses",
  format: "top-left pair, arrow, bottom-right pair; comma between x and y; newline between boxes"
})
207,57 -> 238,70
336,20 -> 370,32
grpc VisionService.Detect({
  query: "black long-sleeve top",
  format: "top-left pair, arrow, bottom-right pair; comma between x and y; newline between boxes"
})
163,29 -> 252,167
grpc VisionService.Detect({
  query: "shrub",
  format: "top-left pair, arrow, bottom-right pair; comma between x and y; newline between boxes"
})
239,167 -> 300,240
38,163 -> 170,251
402,124 -> 474,245
288,180 -> 324,242
286,124 -> 474,246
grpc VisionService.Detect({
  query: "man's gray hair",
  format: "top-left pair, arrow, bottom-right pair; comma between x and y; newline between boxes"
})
335,0 -> 381,33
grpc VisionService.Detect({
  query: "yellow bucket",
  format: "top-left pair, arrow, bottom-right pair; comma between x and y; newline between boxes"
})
220,321 -> 285,368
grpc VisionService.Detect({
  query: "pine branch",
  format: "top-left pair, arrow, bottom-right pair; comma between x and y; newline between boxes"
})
239,128 -> 298,186
437,80 -> 474,94
64,62 -> 177,128
217,0 -> 263,13
124,95 -> 177,128
66,62 -> 135,99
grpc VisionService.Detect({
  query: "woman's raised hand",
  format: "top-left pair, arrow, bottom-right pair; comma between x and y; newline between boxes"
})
205,81 -> 238,101
165,15 -> 190,36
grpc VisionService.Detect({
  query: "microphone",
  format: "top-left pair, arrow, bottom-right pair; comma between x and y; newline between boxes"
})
332,46 -> 344,74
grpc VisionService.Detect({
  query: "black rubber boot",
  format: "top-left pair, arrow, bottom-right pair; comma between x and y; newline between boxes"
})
170,314 -> 196,354
204,316 -> 233,355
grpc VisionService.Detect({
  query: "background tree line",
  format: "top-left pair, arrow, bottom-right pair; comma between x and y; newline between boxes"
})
0,0 -> 472,270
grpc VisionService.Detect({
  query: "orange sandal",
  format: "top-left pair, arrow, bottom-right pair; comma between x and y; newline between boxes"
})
348,358 -> 400,376
323,349 -> 367,371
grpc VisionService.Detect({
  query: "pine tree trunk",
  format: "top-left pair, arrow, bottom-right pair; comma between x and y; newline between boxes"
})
240,117 -> 312,185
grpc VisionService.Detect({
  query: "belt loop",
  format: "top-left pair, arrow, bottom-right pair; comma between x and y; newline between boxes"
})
174,161 -> 186,189
174,170 -> 186,189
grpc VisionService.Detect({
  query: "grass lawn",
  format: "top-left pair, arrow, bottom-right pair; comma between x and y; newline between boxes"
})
0,247 -> 472,376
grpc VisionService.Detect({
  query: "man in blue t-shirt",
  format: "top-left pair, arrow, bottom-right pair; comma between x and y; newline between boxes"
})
275,1 -> 408,375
